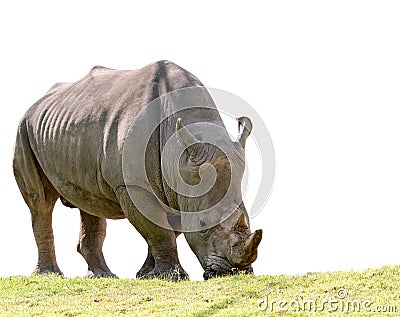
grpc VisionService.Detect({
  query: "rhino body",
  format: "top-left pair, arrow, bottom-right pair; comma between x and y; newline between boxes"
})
13,60 -> 262,279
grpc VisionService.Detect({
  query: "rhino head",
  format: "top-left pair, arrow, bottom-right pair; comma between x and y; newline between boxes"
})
175,116 -> 262,279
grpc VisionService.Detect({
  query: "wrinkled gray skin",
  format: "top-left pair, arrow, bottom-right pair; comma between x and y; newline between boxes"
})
13,60 -> 262,280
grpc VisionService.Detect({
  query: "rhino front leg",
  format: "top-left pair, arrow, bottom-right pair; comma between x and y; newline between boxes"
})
77,210 -> 117,278
136,230 -> 182,278
116,186 -> 187,280
136,246 -> 155,278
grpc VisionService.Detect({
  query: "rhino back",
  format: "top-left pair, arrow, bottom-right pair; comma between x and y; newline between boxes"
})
21,61 -> 202,217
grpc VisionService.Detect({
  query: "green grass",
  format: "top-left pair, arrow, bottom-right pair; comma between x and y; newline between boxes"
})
0,266 -> 399,316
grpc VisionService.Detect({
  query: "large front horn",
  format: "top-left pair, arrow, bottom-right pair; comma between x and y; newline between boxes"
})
245,229 -> 263,253
236,116 -> 253,148
176,118 -> 206,163
230,229 -> 263,266
239,229 -> 263,265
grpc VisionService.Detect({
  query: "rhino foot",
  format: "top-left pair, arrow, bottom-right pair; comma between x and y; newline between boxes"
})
86,268 -> 118,278
33,266 -> 63,276
137,264 -> 188,281
136,265 -> 153,279
136,247 -> 155,278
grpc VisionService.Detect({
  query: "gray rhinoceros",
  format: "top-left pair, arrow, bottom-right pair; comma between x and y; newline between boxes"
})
13,60 -> 262,280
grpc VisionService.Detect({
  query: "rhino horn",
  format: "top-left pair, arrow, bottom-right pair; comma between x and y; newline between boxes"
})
235,212 -> 249,230
245,229 -> 263,252
176,118 -> 204,162
230,229 -> 263,266
236,116 -> 253,148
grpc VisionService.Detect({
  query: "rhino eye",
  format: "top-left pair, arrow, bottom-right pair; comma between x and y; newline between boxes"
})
199,227 -> 213,239
199,223 -> 209,236
199,221 -> 216,238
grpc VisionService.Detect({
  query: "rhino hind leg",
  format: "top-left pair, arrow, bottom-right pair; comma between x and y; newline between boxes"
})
13,122 -> 62,275
30,204 -> 62,275
77,210 -> 117,278
116,186 -> 188,280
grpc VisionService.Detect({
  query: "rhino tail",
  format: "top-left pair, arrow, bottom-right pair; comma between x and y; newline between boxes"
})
13,118 -> 59,209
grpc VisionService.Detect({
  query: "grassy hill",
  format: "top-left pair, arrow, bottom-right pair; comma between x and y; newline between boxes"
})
0,265 -> 399,316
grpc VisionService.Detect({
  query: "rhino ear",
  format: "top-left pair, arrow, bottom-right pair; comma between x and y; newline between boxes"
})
176,118 -> 205,163
236,116 -> 252,148
176,118 -> 200,148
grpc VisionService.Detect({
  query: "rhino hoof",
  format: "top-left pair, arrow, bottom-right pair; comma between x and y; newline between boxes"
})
138,266 -> 188,281
136,265 -> 154,279
86,269 -> 118,278
33,266 -> 63,276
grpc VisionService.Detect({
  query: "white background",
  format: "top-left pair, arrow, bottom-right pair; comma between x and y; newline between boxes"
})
0,1 -> 399,281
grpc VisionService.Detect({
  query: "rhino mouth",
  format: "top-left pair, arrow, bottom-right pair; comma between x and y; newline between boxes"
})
203,255 -> 253,280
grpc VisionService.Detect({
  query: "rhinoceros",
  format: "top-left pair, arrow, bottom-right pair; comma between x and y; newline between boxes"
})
13,60 -> 262,280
